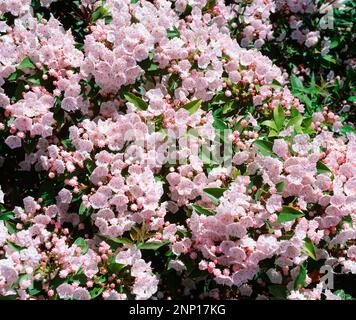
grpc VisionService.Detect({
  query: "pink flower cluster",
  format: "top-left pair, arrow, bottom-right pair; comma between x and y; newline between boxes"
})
233,0 -> 275,48
182,131 -> 356,298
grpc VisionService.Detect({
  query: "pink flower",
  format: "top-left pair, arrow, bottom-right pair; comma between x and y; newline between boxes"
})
89,191 -> 109,209
233,151 -> 249,165
61,97 -> 78,112
266,194 -> 283,213
72,288 -> 91,300
56,284 -> 74,299
132,273 -> 159,300
273,139 -> 289,158
58,189 -> 72,204
23,196 -> 37,214
115,246 -> 141,265
5,136 -> 22,149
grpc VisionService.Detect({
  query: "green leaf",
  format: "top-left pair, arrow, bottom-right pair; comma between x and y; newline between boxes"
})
203,0 -> 217,11
276,181 -> 285,193
192,204 -> 214,216
104,16 -> 113,24
108,237 -> 133,246
340,125 -> 355,135
302,238 -> 316,260
203,187 -> 227,205
287,114 -> 303,128
253,140 -> 273,156
0,212 -> 14,221
273,105 -> 285,131
268,79 -> 282,90
209,92 -> 228,106
7,242 -> 22,252
147,62 -> 159,72
222,100 -> 234,114
322,54 -> 336,64
5,221 -> 16,234
137,240 -> 170,250
329,39 -> 340,49
268,285 -> 288,299
342,215 -> 353,228
61,139 -> 74,150
261,120 -> 278,131
108,261 -> 125,274
294,263 -> 307,290
27,75 -> 41,85
91,6 -> 109,22
90,287 -> 105,299
182,99 -> 202,115
301,116 -> 313,130
290,108 -> 300,118
181,4 -> 193,17
213,118 -> 228,130
68,268 -> 86,285
0,295 -> 17,300
167,26 -> 180,40
298,95 -> 312,113
167,73 -> 180,94
79,203 -> 93,217
18,57 -> 36,70
268,130 -> 279,138
28,287 -> 41,296
124,93 -> 148,111
84,159 -> 96,174
316,161 -> 332,174
7,70 -> 23,81
79,203 -> 86,216
277,206 -> 305,223
74,237 -> 89,255
290,74 -> 303,92
334,290 -> 353,300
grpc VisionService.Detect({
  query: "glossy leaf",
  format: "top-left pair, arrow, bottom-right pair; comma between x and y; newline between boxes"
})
124,93 -> 148,111
302,238 -> 317,260
192,204 -> 214,216
277,206 -> 305,223
182,99 -> 202,115
203,187 -> 227,205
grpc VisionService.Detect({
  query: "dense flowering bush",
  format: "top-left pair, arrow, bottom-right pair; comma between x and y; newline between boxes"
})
0,0 -> 354,300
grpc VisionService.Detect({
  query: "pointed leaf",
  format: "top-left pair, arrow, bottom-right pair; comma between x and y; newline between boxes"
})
192,204 -> 214,216
182,99 -> 202,115
294,263 -> 307,290
287,114 -> 303,128
261,120 -> 278,131
290,74 -> 303,92
203,187 -> 227,205
74,237 -> 89,255
124,93 -> 148,110
91,6 -> 109,22
253,140 -> 273,156
167,26 -> 180,39
277,206 -> 305,223
302,238 -> 317,260
276,181 -> 285,193
316,161 -> 332,174
137,241 -> 170,250
273,105 -> 285,131
18,57 -> 36,70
